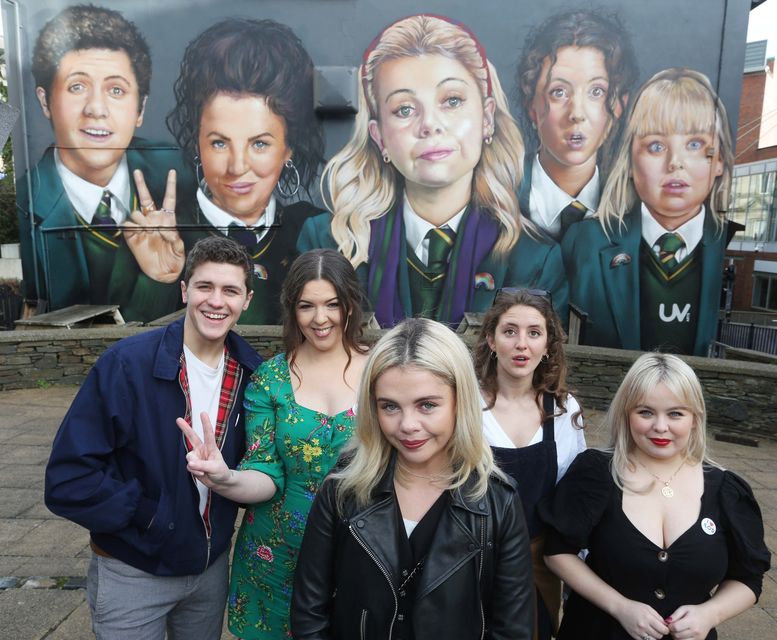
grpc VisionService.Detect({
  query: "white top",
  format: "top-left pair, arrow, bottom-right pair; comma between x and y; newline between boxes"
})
481,393 -> 586,483
641,202 -> 705,263
403,518 -> 419,537
184,345 -> 225,515
55,149 -> 132,224
197,188 -> 276,244
402,193 -> 466,266
528,154 -> 599,240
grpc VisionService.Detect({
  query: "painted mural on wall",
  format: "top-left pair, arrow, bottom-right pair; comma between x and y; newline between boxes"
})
7,0 -> 744,356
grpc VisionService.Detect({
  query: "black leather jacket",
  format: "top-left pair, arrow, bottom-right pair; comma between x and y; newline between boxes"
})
291,459 -> 534,639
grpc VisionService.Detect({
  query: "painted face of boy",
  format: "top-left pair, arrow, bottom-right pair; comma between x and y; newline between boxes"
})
36,48 -> 145,187
368,54 -> 495,209
530,46 -> 619,185
631,131 -> 723,230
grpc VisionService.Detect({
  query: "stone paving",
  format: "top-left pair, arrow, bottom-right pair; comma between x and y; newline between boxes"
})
0,386 -> 774,639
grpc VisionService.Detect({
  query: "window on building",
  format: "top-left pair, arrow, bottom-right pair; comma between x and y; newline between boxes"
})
729,170 -> 777,242
752,274 -> 777,310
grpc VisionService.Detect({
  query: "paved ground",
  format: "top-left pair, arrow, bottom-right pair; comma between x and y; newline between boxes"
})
0,386 -> 774,639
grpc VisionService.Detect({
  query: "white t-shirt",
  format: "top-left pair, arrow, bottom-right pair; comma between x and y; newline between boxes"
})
184,345 -> 225,515
481,393 -> 586,483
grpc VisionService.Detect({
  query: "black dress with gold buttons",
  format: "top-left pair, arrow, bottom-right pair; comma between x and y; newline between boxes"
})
539,450 -> 770,640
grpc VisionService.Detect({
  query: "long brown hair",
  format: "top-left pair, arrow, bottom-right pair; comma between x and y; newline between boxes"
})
280,249 -> 367,378
474,290 -> 575,423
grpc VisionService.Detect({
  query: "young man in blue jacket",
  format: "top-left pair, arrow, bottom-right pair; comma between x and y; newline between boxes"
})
45,236 -> 261,639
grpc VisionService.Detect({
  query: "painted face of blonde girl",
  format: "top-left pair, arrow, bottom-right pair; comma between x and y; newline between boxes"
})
631,129 -> 723,230
368,54 -> 495,203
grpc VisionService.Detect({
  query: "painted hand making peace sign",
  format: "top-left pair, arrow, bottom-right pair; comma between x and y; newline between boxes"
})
123,169 -> 185,283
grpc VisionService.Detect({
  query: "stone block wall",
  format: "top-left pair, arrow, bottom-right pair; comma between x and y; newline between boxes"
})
1,326 -> 775,439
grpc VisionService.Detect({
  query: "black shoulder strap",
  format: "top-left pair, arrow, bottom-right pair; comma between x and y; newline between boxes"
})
542,392 -> 555,442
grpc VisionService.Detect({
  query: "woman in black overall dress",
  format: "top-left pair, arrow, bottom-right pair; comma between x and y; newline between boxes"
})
474,288 -> 586,639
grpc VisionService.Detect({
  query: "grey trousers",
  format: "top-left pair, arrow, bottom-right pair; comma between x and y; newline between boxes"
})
86,550 -> 229,640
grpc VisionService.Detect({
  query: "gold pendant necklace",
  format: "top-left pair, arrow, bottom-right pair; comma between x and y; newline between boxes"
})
638,458 -> 686,498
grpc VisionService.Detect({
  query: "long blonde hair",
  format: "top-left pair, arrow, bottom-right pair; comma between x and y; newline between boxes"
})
333,318 -> 501,509
324,14 -> 525,268
597,67 -> 733,239
607,353 -> 714,490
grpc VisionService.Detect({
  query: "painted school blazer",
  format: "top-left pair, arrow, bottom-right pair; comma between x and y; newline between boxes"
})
16,138 -> 193,321
297,207 -> 568,328
561,205 -> 728,356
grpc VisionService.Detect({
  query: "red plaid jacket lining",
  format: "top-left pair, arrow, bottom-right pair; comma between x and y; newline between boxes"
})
179,347 -> 241,538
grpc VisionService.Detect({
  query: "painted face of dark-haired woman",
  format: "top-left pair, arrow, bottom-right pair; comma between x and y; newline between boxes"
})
198,92 -> 291,225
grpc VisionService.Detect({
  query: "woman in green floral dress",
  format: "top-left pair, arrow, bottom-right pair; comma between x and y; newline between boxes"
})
179,249 -> 368,639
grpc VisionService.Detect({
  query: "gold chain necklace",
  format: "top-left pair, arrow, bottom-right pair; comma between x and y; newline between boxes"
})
396,461 -> 448,484
638,458 -> 687,498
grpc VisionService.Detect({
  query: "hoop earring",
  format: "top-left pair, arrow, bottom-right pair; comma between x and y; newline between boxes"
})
382,151 -> 391,163
541,353 -> 549,362
484,134 -> 493,145
276,159 -> 300,199
490,350 -> 497,360
194,155 -> 210,196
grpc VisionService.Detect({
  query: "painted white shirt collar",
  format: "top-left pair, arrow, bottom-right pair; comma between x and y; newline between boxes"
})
402,193 -> 466,266
196,188 -> 276,243
528,153 -> 599,239
641,202 -> 705,263
55,150 -> 131,224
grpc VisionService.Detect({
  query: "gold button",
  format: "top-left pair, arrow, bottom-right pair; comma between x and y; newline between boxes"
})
658,551 -> 669,562
654,588 -> 666,600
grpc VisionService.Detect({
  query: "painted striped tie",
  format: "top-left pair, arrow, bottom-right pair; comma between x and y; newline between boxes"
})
559,200 -> 587,234
426,226 -> 456,273
92,190 -> 116,226
656,232 -> 686,272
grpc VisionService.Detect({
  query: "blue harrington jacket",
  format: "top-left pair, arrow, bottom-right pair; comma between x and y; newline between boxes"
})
44,318 -> 262,576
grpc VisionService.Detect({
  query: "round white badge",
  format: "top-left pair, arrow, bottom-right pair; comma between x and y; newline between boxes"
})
701,518 -> 716,535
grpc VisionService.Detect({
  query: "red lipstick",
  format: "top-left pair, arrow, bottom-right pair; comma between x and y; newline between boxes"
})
400,439 -> 428,449
650,438 -> 672,447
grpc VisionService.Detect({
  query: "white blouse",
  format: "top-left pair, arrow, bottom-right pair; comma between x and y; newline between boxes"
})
482,393 -> 586,483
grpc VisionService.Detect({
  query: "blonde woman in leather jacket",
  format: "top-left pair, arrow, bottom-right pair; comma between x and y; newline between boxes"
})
291,318 -> 534,640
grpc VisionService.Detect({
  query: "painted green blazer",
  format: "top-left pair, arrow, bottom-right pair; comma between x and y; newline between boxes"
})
561,205 -> 728,356
16,139 -> 194,322
297,209 -> 568,328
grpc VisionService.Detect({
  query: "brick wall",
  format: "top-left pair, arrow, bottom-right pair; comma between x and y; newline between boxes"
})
1,326 -> 775,439
737,66 -> 777,164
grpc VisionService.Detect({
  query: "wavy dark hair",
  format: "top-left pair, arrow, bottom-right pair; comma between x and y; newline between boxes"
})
280,249 -> 367,379
32,4 -> 151,109
515,9 -> 638,170
183,235 -> 252,291
166,18 -> 324,195
474,290 -> 577,424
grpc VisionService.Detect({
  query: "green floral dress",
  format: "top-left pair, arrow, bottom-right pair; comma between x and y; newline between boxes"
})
228,354 -> 357,639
